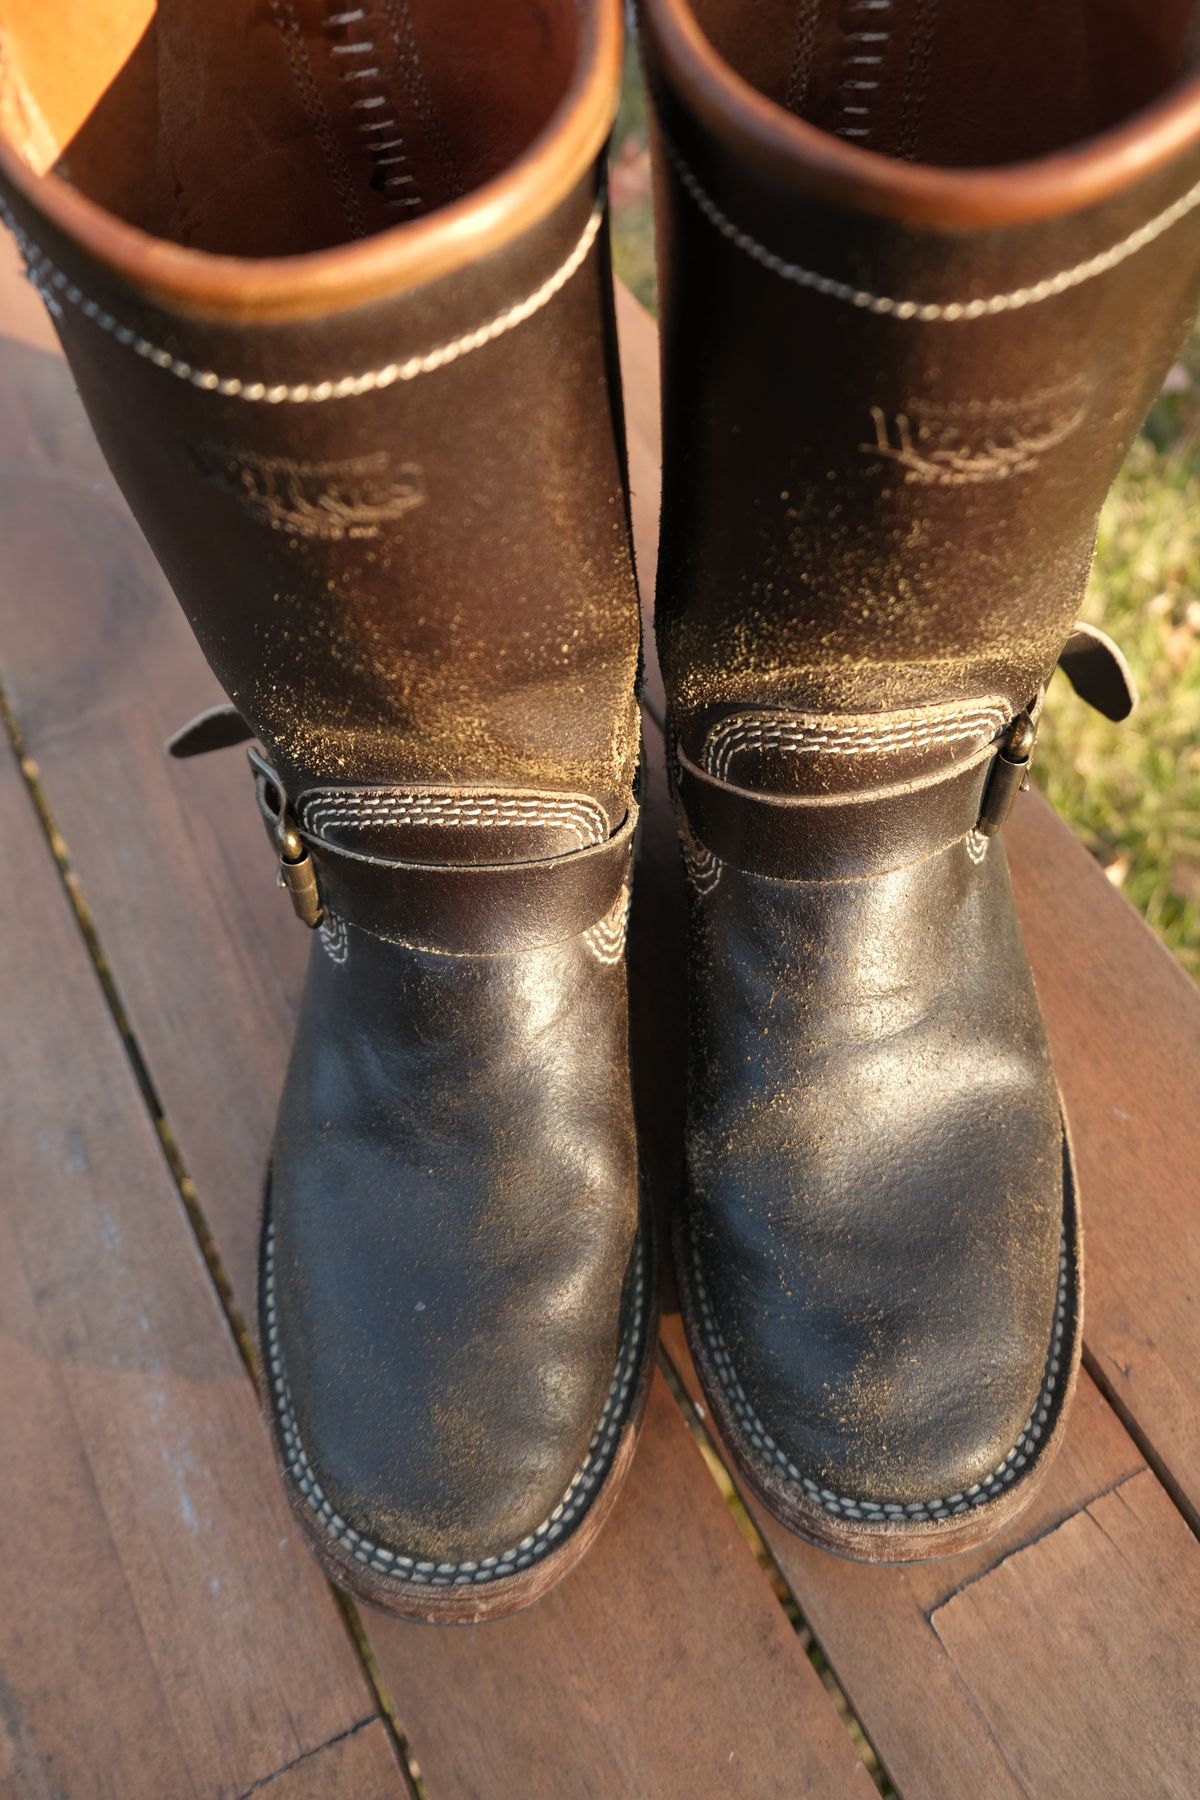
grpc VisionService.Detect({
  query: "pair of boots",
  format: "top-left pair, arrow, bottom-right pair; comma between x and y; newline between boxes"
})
2,0 -> 1198,1621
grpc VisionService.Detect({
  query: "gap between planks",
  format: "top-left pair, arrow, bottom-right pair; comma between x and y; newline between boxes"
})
0,676 -> 426,1800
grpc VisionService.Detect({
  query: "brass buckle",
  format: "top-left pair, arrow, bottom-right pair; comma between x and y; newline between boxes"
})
247,746 -> 324,929
274,811 -> 324,930
977,710 -> 1038,838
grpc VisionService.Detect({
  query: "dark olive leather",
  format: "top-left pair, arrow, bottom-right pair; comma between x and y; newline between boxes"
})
642,0 -> 1200,1544
1,0 -> 650,1606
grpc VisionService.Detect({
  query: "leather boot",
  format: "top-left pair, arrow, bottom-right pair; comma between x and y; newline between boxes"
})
0,0 -> 654,1620
639,0 -> 1200,1559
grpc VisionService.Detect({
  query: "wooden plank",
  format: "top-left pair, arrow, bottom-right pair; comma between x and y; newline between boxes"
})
0,247 -> 868,1791
664,1315 -> 1198,1798
0,748 -> 399,1800
370,1380 -> 872,1800
240,1720 -> 402,1800
930,1469 -> 1200,1800
1009,793 -> 1200,1528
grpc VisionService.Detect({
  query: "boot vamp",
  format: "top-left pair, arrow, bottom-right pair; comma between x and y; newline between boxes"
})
268,919 -> 638,1564
688,836 -> 1062,1506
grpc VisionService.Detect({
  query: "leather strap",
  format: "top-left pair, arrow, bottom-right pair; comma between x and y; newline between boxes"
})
674,619 -> 1134,883
675,739 -> 994,882
1058,623 -> 1138,721
169,706 -> 634,953
249,745 -> 635,955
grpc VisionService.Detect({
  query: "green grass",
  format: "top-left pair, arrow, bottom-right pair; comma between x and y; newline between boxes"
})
1035,350 -> 1200,976
610,54 -> 1200,979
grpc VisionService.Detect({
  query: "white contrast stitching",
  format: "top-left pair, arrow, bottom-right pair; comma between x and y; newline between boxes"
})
298,788 -> 609,849
965,827 -> 990,864
686,1216 -> 1069,1520
318,912 -> 350,965
2,201 -> 604,403
325,7 -> 421,213
582,883 -> 630,965
703,700 -> 1009,781
676,807 -> 722,896
263,1222 -> 646,1582
662,130 -> 1200,320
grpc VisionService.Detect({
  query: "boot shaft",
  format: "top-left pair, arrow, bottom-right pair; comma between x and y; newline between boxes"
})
640,0 -> 1200,748
0,0 -> 640,817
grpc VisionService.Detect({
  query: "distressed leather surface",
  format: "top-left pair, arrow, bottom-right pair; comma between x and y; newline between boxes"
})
272,902 -> 640,1560
642,0 -> 1200,1522
684,821 -> 1062,1505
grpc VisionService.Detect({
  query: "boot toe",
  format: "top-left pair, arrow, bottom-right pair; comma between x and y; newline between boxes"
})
261,1202 -> 650,1591
683,1126 -> 1076,1534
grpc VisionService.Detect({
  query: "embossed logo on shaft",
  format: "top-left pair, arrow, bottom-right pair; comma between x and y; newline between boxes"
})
860,378 -> 1089,486
189,442 -> 425,538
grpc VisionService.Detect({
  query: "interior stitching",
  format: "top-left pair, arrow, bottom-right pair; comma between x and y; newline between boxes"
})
660,129 -> 1200,319
264,1221 -> 646,1583
784,1 -> 820,116
381,0 -> 468,203
897,0 -> 938,160
5,200 -> 603,402
324,6 -> 421,215
685,1214 -> 1069,1520
269,0 -> 368,239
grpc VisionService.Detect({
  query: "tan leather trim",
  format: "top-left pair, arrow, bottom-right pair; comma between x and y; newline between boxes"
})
642,0 -> 1200,229
0,0 -> 622,323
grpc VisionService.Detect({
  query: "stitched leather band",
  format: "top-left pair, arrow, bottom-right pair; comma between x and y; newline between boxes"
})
675,740 -> 995,882
248,750 -> 636,954
303,811 -> 636,953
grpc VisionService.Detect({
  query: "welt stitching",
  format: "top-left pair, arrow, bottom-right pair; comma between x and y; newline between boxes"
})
687,1215 -> 1069,1520
5,200 -> 603,402
269,0 -> 368,239
264,1222 -> 646,1583
661,129 -> 1200,319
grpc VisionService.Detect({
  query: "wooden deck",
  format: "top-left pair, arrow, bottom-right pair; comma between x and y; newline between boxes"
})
1,241 -> 1198,1798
